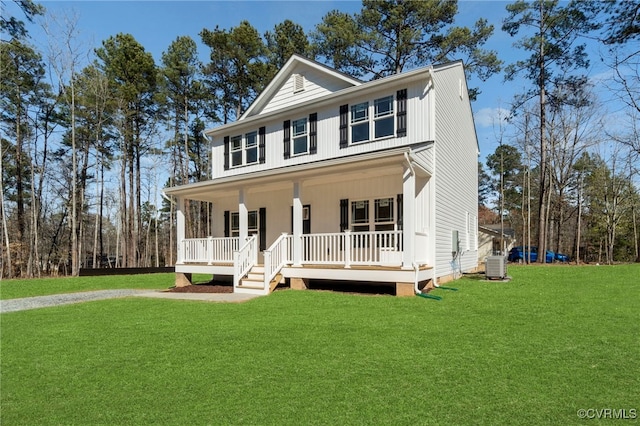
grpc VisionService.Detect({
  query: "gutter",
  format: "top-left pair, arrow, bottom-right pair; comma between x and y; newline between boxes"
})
204,67 -> 435,136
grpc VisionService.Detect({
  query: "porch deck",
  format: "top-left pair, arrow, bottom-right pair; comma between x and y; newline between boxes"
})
176,230 -> 432,295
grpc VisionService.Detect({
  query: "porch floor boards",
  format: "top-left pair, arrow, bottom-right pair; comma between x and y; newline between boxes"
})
180,262 -> 432,271
294,263 -> 432,271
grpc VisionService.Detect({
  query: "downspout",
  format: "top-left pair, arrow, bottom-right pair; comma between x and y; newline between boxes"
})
404,151 -> 435,298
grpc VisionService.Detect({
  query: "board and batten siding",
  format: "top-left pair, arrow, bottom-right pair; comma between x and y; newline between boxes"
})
432,63 -> 479,278
210,76 -> 434,179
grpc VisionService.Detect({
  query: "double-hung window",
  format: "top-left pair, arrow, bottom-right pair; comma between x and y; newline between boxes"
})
374,198 -> 394,231
292,118 -> 308,155
351,200 -> 370,232
230,210 -> 258,237
350,197 -> 396,232
374,96 -> 394,138
230,135 -> 242,167
228,131 -> 259,167
245,131 -> 258,164
351,102 -> 370,143
350,96 -> 394,144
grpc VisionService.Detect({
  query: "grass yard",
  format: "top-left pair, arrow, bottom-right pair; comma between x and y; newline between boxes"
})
1,264 -> 638,425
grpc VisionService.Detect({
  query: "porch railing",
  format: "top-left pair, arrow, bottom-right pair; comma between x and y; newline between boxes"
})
263,233 -> 289,288
180,230 -> 409,270
300,230 -> 403,267
181,237 -> 239,264
234,235 -> 258,287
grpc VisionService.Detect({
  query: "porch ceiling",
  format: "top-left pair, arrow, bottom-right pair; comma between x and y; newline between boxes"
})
164,143 -> 430,202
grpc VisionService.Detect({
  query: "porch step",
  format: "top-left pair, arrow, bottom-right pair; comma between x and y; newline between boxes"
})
238,266 -> 282,293
238,277 -> 265,290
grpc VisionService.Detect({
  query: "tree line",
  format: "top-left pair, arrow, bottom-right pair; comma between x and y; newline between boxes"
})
478,0 -> 639,264
0,0 -> 637,278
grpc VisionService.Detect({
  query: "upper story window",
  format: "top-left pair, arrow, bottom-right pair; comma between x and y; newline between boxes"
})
230,135 -> 243,167
283,113 -> 317,159
349,96 -> 395,145
292,118 -> 308,155
374,96 -> 394,139
351,102 -> 369,143
223,126 -> 265,170
245,131 -> 258,164
340,89 -> 407,149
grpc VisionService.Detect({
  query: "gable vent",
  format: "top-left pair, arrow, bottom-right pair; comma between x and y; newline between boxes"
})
293,74 -> 305,93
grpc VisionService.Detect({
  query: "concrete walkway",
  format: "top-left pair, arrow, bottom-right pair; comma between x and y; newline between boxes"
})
0,290 -> 262,313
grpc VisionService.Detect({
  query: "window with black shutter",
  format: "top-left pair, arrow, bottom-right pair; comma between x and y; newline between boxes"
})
283,120 -> 291,159
340,199 -> 349,232
339,104 -> 348,148
224,211 -> 230,237
309,113 -> 317,154
396,88 -> 407,137
223,136 -> 230,170
258,126 -> 266,164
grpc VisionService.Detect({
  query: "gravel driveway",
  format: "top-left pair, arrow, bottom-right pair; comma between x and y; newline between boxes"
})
0,289 -> 152,313
0,289 -> 261,313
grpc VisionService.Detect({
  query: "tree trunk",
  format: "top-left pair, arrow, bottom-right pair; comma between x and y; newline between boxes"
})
0,140 -> 13,278
537,1 -> 548,263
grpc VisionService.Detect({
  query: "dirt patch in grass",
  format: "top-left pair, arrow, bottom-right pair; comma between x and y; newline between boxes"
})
168,282 -> 233,293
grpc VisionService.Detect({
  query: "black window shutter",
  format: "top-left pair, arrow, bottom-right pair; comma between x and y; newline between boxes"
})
259,207 -> 266,251
397,194 -> 403,230
309,113 -> 317,154
340,199 -> 349,232
258,126 -> 266,164
224,210 -> 230,237
283,120 -> 291,159
223,136 -> 230,170
339,104 -> 348,148
397,89 -> 407,137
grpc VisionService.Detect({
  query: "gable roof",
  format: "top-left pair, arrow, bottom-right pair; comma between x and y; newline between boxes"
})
239,54 -> 362,120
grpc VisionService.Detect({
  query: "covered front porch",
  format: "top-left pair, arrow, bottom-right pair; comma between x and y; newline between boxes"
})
166,144 -> 435,295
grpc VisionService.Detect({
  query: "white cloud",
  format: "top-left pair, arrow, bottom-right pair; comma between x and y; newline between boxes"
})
474,107 -> 511,128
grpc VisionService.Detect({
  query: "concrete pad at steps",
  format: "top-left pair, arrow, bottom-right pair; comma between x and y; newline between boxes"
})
134,291 -> 262,303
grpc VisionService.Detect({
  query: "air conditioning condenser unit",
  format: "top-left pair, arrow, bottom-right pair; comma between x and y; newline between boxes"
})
486,255 -> 507,280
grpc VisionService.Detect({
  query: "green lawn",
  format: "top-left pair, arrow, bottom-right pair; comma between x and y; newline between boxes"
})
1,265 -> 638,425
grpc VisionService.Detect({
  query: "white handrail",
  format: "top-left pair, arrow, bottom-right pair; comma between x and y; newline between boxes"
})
300,230 -> 403,266
263,233 -> 289,288
181,237 -> 239,264
234,235 -> 258,287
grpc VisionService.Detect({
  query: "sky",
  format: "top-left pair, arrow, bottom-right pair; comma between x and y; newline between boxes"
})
4,0 -> 622,163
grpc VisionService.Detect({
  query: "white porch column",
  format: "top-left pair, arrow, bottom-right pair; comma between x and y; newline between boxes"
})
239,188 -> 248,243
402,165 -> 415,269
176,196 -> 186,264
292,181 -> 303,266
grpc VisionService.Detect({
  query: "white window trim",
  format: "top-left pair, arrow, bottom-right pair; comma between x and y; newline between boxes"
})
230,210 -> 259,237
350,197 -> 397,232
230,135 -> 243,168
291,117 -> 309,156
349,95 -> 395,145
245,130 -> 258,165
229,130 -> 259,168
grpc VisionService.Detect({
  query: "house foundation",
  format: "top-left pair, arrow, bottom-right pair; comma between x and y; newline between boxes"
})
395,282 -> 415,297
291,277 -> 309,290
175,273 -> 192,288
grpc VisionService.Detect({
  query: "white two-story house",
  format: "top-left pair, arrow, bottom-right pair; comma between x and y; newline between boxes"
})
163,55 -> 479,296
